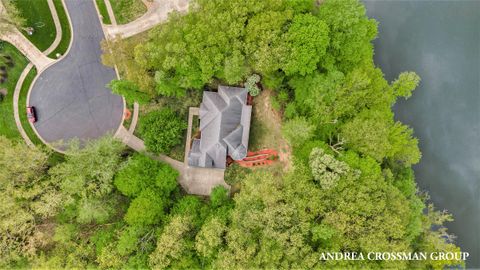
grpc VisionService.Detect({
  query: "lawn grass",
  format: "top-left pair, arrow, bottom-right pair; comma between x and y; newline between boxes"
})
95,0 -> 112,24
0,42 -> 29,140
13,0 -> 56,52
110,0 -> 147,24
18,67 -> 43,145
48,0 -> 72,58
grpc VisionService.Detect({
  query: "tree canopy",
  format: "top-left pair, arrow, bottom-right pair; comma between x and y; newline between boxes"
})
0,0 -> 465,269
0,0 -> 25,34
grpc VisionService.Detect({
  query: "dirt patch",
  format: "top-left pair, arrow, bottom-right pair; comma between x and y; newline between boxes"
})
249,89 -> 291,171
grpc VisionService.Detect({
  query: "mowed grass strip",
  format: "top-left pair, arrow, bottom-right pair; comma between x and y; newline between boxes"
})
13,0 -> 56,52
48,0 -> 72,58
18,67 -> 43,145
110,0 -> 146,24
95,0 -> 112,24
0,42 -> 29,140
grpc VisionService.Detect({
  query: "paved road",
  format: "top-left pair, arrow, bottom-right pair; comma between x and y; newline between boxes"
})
29,0 -> 123,149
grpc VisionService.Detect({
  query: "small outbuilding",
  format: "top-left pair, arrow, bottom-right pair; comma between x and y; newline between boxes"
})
188,85 -> 252,169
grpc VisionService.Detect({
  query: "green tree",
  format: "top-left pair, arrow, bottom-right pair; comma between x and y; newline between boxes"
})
210,186 -> 230,208
116,226 -> 144,256
138,109 -> 187,154
149,215 -> 199,269
309,147 -> 350,189
392,71 -> 421,99
114,153 -> 178,197
76,198 -> 114,224
224,163 -> 251,185
412,204 -> 464,269
170,195 -> 211,228
341,109 -> 420,165
195,217 -> 227,261
130,0 -> 337,95
96,243 -> 124,269
124,189 -> 166,226
107,79 -> 150,104
0,137 -> 58,266
318,0 -> 378,71
48,136 -> 124,223
101,37 -> 155,94
216,171 -> 316,269
115,154 -> 179,227
0,0 -> 25,34
244,9 -> 292,76
223,50 -> 249,84
283,14 -> 329,76
281,117 -> 314,147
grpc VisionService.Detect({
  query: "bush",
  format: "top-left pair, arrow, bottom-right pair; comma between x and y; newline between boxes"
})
115,153 -> 179,198
114,153 -> 164,197
138,109 -> 187,154
224,163 -> 251,185
245,74 -> 261,96
270,95 -> 281,111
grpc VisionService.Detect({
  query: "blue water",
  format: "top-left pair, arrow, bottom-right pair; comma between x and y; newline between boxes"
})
364,1 -> 480,267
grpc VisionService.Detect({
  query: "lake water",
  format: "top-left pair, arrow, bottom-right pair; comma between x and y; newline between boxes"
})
364,0 -> 480,267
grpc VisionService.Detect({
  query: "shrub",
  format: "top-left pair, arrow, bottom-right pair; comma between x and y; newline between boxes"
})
114,153 -> 163,197
138,109 -> 187,154
245,74 -> 261,96
224,163 -> 251,185
115,153 -> 179,198
270,95 -> 281,111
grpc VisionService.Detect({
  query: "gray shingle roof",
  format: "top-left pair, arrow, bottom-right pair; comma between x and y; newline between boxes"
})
188,85 -> 252,169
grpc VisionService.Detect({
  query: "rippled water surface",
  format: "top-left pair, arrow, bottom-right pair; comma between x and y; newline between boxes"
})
364,1 -> 480,267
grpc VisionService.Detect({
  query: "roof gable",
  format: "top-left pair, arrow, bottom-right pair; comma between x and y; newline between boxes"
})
188,86 -> 252,169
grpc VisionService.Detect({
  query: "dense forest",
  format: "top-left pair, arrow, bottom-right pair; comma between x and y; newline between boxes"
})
1,0 -> 463,269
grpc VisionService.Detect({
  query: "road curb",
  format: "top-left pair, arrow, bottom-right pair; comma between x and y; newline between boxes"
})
92,0 -> 128,140
27,0 -> 74,154
12,0 -> 72,149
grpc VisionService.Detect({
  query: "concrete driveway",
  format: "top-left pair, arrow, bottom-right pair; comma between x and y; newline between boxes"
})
29,0 -> 123,149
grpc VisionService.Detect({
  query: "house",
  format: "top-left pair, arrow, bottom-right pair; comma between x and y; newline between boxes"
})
188,85 -> 252,169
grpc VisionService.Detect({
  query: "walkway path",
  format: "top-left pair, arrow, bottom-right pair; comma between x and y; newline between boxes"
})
104,0 -> 118,26
0,29 -> 54,71
13,63 -> 35,147
0,0 -> 62,69
103,0 -> 189,39
128,102 -> 139,133
114,125 -> 229,196
6,0 -> 64,148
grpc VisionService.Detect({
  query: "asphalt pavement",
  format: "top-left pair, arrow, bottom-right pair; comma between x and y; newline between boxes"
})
29,0 -> 123,149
